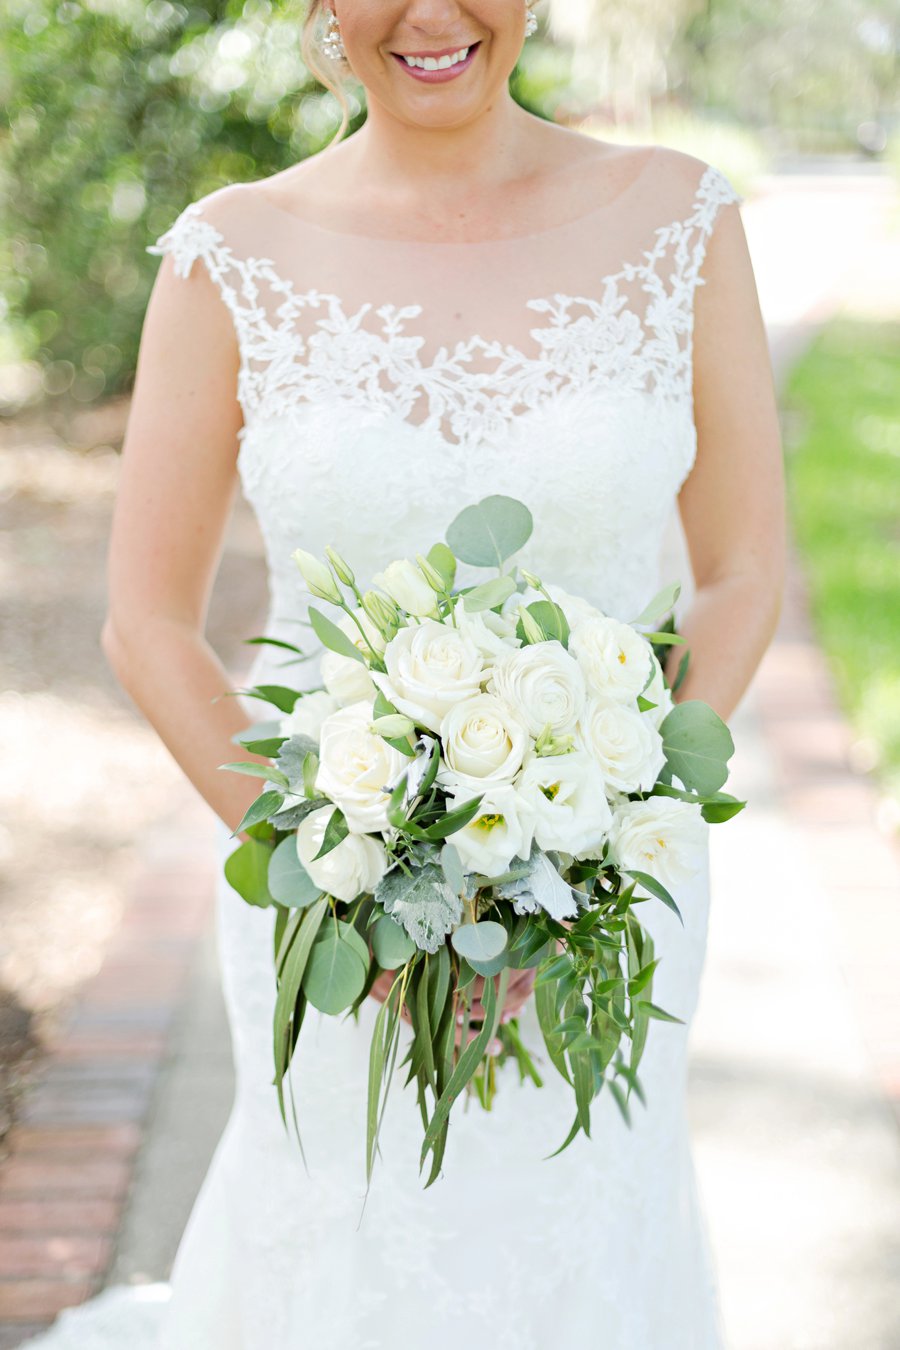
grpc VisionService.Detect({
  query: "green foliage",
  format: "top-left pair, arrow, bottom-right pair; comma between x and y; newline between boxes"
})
0,0 -> 355,406
782,317 -> 900,810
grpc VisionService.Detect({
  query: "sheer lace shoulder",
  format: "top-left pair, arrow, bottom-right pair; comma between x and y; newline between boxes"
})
145,155 -> 743,448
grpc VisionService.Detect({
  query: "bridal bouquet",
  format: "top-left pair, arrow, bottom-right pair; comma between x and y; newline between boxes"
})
222,495 -> 744,1192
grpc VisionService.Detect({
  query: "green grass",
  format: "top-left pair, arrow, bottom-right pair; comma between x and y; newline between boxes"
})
782,317 -> 900,812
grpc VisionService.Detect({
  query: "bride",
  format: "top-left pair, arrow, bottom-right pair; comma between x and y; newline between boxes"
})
20,1 -> 785,1346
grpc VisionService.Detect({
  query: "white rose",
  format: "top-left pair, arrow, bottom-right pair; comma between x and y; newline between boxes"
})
279,690 -> 339,742
487,639 -> 586,738
641,653 -> 675,730
436,693 -> 529,791
372,558 -> 440,618
295,804 -> 388,901
607,796 -> 709,893
444,782 -> 533,878
296,805 -> 388,902
577,697 -> 666,794
453,603 -> 520,668
315,700 -> 408,833
370,618 -> 484,735
569,615 -> 653,705
515,749 -> 612,859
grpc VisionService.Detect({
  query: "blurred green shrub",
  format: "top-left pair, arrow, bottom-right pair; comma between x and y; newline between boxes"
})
0,0 -> 357,409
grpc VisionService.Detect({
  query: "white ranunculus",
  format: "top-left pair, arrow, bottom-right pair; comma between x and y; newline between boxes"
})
370,618 -> 484,735
569,614 -> 654,705
453,603 -> 520,668
641,653 -> 675,730
372,558 -> 440,618
486,639 -> 586,738
279,690 -> 339,742
314,700 -> 408,833
443,781 -> 533,878
577,697 -> 666,794
607,796 -> 709,894
436,693 -> 529,791
515,749 -> 612,859
296,805 -> 388,903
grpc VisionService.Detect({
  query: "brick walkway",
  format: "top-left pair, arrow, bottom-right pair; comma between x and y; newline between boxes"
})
0,801 -> 214,1346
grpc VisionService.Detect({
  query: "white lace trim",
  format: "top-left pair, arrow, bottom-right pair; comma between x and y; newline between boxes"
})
146,163 -> 742,450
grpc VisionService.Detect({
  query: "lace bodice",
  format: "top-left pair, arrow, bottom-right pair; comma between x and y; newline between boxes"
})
146,150 -> 742,668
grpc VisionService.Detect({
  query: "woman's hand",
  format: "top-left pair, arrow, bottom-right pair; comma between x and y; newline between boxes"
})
368,964 -> 537,1053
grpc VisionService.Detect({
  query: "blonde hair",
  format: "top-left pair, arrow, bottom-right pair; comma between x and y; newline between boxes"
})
301,1 -> 353,145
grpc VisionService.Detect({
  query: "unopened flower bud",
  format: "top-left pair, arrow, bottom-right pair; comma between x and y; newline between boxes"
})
415,552 -> 447,594
521,569 -> 543,591
362,588 -> 401,638
518,604 -> 545,645
325,545 -> 355,586
292,548 -> 342,604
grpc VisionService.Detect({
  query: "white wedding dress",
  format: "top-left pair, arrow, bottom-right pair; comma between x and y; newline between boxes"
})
17,146 -> 743,1349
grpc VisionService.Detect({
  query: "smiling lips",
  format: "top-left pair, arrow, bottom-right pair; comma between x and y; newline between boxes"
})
392,41 -> 480,82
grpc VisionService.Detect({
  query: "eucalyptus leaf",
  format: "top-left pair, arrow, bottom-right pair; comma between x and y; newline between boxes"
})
268,836 -> 322,909
445,494 -> 533,568
224,838 -> 274,909
659,700 -> 734,794
371,913 -> 417,969
302,923 -> 368,1014
451,920 -> 508,962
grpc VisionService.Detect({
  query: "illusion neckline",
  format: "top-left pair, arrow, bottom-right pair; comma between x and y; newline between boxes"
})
242,145 -> 663,249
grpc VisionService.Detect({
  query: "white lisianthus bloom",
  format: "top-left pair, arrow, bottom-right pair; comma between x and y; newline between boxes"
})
487,639 -> 586,738
453,603 -> 520,669
436,693 -> 529,791
569,614 -> 654,705
296,805 -> 388,902
318,607 -> 384,706
370,618 -> 484,735
641,653 -> 675,730
515,749 -> 612,859
577,697 -> 666,794
607,796 -> 709,893
321,648 -> 378,706
314,700 -> 408,833
544,582 -> 607,630
279,690 -> 339,742
444,782 -> 533,878
371,558 -> 440,618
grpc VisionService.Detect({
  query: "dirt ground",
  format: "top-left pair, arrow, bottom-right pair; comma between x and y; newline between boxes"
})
0,395 -> 268,1147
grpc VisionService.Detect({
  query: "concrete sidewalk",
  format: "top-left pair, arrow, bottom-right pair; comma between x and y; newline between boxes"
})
1,161 -> 897,1350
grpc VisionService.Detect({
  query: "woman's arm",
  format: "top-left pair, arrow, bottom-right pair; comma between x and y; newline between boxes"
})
665,196 -> 787,723
101,235 -> 264,834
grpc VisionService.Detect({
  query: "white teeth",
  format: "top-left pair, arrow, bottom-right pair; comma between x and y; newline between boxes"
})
402,45 -> 470,70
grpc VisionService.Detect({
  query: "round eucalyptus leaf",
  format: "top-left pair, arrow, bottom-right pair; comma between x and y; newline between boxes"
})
451,920 -> 508,963
224,838 -> 273,909
339,919 -> 372,970
466,950 -> 510,977
446,495 -> 533,568
268,836 -> 321,908
302,924 -> 368,1014
371,914 -> 417,970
